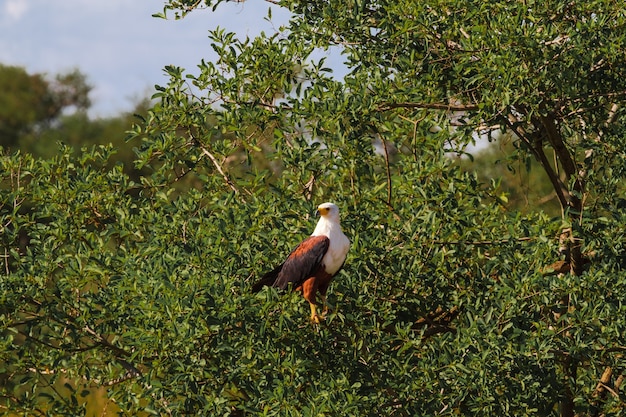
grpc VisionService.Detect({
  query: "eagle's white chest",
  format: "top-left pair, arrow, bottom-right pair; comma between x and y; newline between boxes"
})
322,230 -> 350,275
311,212 -> 350,275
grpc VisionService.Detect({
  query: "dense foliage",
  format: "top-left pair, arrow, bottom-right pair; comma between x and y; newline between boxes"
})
2,0 -> 626,416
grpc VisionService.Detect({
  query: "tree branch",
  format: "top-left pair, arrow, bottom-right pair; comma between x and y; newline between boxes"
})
377,101 -> 479,112
533,140 -> 572,211
503,111 -> 573,212
194,139 -> 240,195
431,236 -> 535,246
538,114 -> 577,180
379,135 -> 393,206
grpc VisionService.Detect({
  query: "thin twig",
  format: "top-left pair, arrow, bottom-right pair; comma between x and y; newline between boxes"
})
377,101 -> 479,112
197,143 -> 240,195
379,135 -> 392,206
431,236 -> 535,246
3,248 -> 8,275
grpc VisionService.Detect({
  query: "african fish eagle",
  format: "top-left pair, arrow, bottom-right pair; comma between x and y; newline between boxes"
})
252,202 -> 350,323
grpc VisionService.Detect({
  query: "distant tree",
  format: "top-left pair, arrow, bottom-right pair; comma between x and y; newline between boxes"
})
0,65 -> 91,148
19,98 -> 153,181
0,63 -> 152,180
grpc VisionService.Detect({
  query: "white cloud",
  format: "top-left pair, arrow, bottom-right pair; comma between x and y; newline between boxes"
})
4,0 -> 29,21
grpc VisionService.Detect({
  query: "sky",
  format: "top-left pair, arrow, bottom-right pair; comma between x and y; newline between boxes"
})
0,0 -> 293,117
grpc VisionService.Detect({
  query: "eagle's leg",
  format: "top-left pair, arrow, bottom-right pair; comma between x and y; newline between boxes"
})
318,278 -> 333,318
309,302 -> 322,324
302,278 -> 323,323
320,295 -> 331,317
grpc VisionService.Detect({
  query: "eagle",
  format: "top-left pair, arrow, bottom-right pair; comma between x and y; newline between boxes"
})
252,202 -> 350,323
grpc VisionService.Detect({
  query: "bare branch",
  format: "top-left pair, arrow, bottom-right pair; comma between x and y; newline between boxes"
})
431,236 -> 535,246
380,135 -> 393,206
593,366 -> 613,398
377,101 -> 480,112
195,141 -> 240,195
503,111 -> 572,211
532,140 -> 572,211
605,103 -> 620,126
538,114 -> 578,180
82,326 -> 133,358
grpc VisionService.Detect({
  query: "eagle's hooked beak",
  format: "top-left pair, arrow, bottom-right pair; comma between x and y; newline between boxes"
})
317,206 -> 330,217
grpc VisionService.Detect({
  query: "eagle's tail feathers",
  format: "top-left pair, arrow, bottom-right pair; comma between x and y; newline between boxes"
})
251,264 -> 283,293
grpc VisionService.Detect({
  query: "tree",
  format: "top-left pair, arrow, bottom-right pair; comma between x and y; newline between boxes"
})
2,1 -> 625,416
0,65 -> 91,148
19,98 -> 154,182
0,63 -> 152,181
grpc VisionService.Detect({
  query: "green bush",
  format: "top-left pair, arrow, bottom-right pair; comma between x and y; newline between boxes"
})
1,136 -> 624,415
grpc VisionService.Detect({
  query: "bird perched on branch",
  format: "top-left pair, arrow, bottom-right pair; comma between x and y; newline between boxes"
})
252,202 -> 350,323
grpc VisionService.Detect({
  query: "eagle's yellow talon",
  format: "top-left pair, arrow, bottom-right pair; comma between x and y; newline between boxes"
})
310,303 -> 320,323
310,303 -> 327,323
320,295 -> 333,316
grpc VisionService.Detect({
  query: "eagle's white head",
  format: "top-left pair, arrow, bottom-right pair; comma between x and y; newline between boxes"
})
312,202 -> 343,237
316,202 -> 340,222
